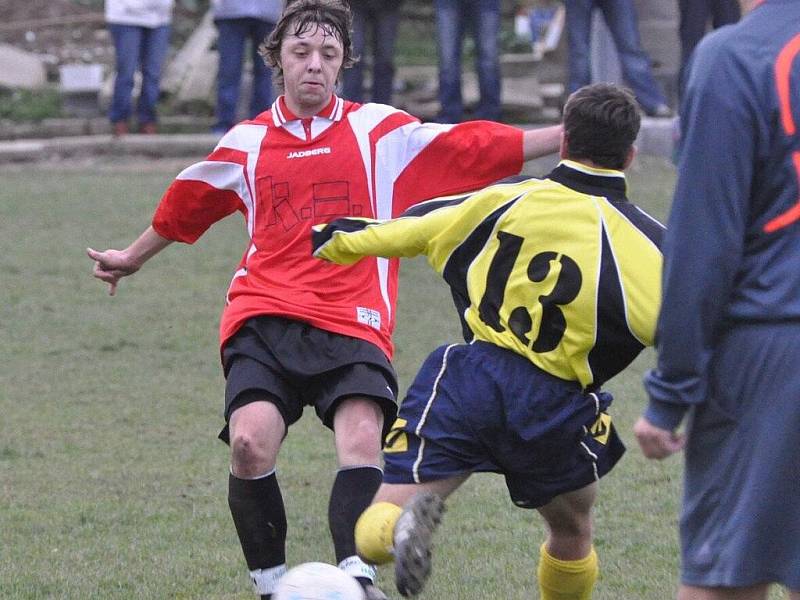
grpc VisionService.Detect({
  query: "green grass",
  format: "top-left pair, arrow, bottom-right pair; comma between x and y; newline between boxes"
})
0,156 -> 787,599
0,88 -> 63,122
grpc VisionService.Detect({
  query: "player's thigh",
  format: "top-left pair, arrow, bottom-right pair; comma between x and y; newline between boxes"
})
677,583 -> 769,600
536,481 -> 597,536
373,477 -> 470,506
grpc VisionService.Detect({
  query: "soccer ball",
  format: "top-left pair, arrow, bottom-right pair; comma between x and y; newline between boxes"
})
273,562 -> 364,600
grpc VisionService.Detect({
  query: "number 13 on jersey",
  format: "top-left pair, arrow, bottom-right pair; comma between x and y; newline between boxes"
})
466,228 -> 595,379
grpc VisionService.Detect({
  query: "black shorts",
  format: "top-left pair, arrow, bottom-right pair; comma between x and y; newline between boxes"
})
219,316 -> 398,443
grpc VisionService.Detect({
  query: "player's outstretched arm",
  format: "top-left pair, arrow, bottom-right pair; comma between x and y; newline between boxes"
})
522,124 -> 563,161
633,416 -> 686,460
87,226 -> 173,296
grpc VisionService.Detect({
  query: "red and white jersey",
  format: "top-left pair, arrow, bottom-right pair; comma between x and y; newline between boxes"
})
152,95 -> 523,358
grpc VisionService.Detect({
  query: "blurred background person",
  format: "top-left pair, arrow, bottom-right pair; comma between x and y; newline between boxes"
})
342,0 -> 404,104
564,0 -> 671,117
106,0 -> 174,135
212,0 -> 284,135
434,0 -> 502,123
677,0 -> 739,102
516,0 -> 561,60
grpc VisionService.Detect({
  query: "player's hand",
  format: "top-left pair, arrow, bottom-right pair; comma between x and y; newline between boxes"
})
633,416 -> 685,460
86,247 -> 141,296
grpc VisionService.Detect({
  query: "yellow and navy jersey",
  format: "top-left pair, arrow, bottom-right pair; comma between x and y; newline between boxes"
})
312,160 -> 664,388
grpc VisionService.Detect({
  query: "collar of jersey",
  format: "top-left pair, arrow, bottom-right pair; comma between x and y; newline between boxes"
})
271,94 -> 344,126
549,160 -> 628,201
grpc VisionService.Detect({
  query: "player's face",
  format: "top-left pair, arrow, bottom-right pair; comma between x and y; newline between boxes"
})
279,22 -> 344,117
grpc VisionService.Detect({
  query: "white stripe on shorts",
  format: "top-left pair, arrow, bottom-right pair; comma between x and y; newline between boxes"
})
580,441 -> 600,481
412,343 -> 459,483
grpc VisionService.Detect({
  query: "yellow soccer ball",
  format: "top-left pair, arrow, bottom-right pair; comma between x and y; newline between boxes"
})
355,502 -> 403,565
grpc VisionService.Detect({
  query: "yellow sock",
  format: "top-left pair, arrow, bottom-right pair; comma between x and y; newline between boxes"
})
537,542 -> 599,600
354,502 -> 403,565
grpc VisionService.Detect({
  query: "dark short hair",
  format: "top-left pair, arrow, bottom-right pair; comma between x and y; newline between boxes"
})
259,0 -> 355,90
562,83 -> 641,170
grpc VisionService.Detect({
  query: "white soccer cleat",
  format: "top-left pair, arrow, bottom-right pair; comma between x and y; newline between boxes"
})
393,492 -> 445,597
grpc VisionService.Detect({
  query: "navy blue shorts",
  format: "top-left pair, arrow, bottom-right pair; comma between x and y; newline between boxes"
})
383,341 -> 625,508
219,316 -> 398,443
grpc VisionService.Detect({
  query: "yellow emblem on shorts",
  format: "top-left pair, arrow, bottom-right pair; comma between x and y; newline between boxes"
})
589,413 -> 612,445
383,418 -> 408,453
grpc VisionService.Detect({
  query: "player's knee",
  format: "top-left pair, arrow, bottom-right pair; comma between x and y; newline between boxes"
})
230,430 -> 271,475
349,420 -> 382,451
355,502 -> 403,565
335,414 -> 383,460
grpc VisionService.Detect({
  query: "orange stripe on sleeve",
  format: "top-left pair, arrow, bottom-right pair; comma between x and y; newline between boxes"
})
763,33 -> 800,233
763,152 -> 800,233
775,33 -> 800,136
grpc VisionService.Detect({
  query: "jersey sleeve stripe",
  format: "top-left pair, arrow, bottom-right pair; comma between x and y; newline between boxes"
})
776,32 -> 800,136
206,147 -> 249,166
603,200 -> 665,251
176,161 -> 250,196
369,112 -> 425,219
400,193 -> 474,218
311,218 -> 376,257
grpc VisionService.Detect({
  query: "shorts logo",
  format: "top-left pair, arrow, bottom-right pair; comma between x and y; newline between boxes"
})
589,413 -> 612,445
356,307 -> 381,330
384,418 -> 408,453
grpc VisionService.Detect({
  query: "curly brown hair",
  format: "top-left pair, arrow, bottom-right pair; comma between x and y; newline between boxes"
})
258,0 -> 356,91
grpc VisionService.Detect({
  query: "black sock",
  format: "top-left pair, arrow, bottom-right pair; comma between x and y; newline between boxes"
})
328,466 -> 383,565
228,471 -> 287,571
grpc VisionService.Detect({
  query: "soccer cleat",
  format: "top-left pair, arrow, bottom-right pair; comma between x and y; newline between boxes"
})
362,583 -> 389,600
393,492 -> 445,597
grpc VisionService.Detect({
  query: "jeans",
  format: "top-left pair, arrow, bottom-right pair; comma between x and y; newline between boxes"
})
342,0 -> 402,104
565,0 -> 667,113
435,0 -> 502,122
677,0 -> 739,100
214,17 -> 275,133
109,24 -> 171,125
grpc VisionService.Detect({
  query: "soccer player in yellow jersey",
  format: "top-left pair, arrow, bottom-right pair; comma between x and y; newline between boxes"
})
312,83 -> 664,599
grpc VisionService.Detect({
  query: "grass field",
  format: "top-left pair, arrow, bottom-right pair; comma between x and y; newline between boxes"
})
0,155 -> 785,599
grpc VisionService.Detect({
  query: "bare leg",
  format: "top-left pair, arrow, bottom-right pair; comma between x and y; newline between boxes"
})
229,400 -> 285,476
329,397 -> 386,591
227,400 -> 288,596
332,396 -> 384,467
536,482 -> 596,560
536,483 -> 598,600
373,476 -> 469,506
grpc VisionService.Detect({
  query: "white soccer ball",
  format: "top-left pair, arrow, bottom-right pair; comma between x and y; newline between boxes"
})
273,562 -> 364,600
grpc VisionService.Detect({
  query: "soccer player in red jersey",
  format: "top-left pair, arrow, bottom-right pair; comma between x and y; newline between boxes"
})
87,1 -> 561,597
